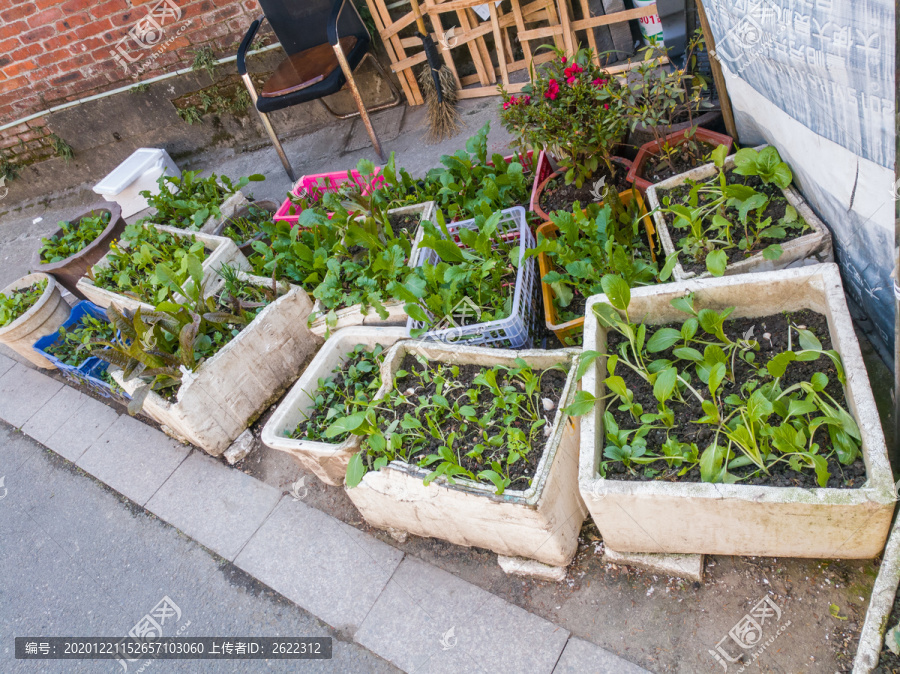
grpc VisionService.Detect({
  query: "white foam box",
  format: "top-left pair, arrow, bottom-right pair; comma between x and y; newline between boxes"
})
93,147 -> 180,218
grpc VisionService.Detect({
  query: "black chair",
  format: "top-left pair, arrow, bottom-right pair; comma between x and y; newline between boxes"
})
237,0 -> 401,181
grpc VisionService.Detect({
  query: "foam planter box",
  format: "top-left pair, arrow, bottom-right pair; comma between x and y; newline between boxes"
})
854,516 -> 900,672
32,300 -> 131,405
646,145 -> 834,281
626,126 -> 734,193
537,188 -> 657,346
113,276 -> 323,455
93,147 -> 180,218
0,273 -> 71,369
577,264 -> 894,558
31,202 -> 127,299
309,201 -> 436,337
345,340 -> 587,567
212,199 -> 279,255
407,206 -> 538,349
76,225 -> 248,313
261,326 -> 410,486
199,190 -> 251,234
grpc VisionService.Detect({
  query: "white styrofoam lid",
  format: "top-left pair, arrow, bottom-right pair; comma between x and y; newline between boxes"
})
94,147 -> 170,195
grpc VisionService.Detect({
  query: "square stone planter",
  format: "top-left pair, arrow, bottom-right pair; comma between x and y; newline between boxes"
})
76,225 -> 248,313
113,275 -> 322,455
345,340 -> 587,567
0,273 -> 70,369
309,201 -> 436,337
646,145 -> 833,281
854,516 -> 900,672
578,264 -> 893,558
261,326 -> 411,486
199,190 -> 250,234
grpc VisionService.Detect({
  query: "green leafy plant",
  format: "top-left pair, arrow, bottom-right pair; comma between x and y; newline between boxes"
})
221,203 -> 274,247
527,189 -> 664,328
39,210 -> 111,263
0,279 -> 47,327
140,170 -> 265,230
46,314 -> 117,367
90,223 -> 208,305
500,47 -> 627,187
337,354 -> 566,494
387,209 -> 521,337
661,145 -> 809,276
290,344 -> 386,442
190,46 -> 218,80
49,133 -> 74,163
571,280 -> 862,487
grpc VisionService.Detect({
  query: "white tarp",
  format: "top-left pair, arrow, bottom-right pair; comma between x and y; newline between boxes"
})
702,0 -> 896,363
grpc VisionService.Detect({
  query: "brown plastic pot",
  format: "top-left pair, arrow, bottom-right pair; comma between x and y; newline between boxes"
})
213,200 -> 279,255
626,110 -> 723,151
531,156 -> 634,221
627,126 -> 734,194
32,202 -> 126,299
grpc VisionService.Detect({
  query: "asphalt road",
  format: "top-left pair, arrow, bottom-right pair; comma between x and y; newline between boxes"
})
0,422 -> 399,674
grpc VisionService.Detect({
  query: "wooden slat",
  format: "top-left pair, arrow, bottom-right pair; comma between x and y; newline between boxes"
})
364,0 -> 421,105
380,11 -> 417,41
518,25 -> 565,41
570,4 -> 655,31
456,81 -> 528,99
458,7 -> 492,86
510,0 -> 533,67
488,1 -> 510,87
556,0 -> 575,55
391,51 -> 429,72
577,0 -> 599,62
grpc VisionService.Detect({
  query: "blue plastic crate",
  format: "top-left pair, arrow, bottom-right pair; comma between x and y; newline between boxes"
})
33,300 -> 131,405
406,206 -> 537,349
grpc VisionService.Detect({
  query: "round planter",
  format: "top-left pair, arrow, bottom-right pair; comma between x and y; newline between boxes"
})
627,126 -> 735,194
213,199 -> 279,256
0,273 -> 71,369
626,109 -> 722,150
31,202 -> 126,299
531,156 -> 633,221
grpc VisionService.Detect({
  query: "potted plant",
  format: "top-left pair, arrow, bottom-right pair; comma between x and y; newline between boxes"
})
648,145 -> 833,279
76,222 -> 248,313
213,200 -> 279,255
622,32 -> 734,192
500,47 -> 630,220
576,264 -> 893,558
139,170 -> 264,232
390,206 -> 537,349
261,326 -> 410,486
336,339 -> 586,567
31,202 -> 127,298
0,273 -> 70,369
103,261 -> 321,455
32,300 -> 130,403
531,189 -> 665,346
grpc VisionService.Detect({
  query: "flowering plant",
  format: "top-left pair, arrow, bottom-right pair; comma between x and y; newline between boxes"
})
499,47 -> 627,188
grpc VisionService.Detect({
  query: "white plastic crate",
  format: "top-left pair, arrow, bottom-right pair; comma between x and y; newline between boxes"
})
406,206 -> 537,348
93,147 -> 180,218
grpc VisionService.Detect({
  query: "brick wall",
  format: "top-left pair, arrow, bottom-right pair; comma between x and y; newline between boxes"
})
0,0 -> 269,168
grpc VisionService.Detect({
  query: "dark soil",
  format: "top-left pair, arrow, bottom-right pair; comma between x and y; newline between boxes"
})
876,589 -> 900,672
385,354 -> 567,490
657,169 -> 808,276
388,212 -> 419,236
640,140 -> 716,184
539,163 -> 632,215
605,309 -> 867,488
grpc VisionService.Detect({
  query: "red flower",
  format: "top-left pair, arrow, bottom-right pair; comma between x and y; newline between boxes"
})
564,63 -> 583,85
503,100 -> 511,110
592,77 -> 608,87
560,56 -> 567,64
521,95 -> 531,104
603,103 -> 610,110
544,79 -> 560,100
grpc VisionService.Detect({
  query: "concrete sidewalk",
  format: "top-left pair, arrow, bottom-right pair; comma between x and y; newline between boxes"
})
0,350 -> 648,674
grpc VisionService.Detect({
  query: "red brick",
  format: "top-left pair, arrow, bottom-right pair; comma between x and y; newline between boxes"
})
1,3 -> 37,22
41,33 -> 78,51
0,75 -> 30,95
27,5 -> 64,28
60,0 -> 93,14
36,0 -> 66,9
25,64 -> 60,83
108,10 -> 138,28
10,42 -> 42,60
89,0 -> 127,20
50,69 -> 82,86
2,60 -> 38,78
73,18 -> 113,40
35,48 -> 69,67
55,11 -> 90,32
20,25 -> 55,44
0,20 -> 29,41
208,4 -> 241,22
0,37 -> 22,53
243,0 -> 259,11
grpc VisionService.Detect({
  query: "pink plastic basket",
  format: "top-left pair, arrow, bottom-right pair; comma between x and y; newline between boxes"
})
488,150 -> 534,174
274,167 -> 385,225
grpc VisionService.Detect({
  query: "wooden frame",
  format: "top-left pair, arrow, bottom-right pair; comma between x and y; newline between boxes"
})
364,0 -> 656,105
